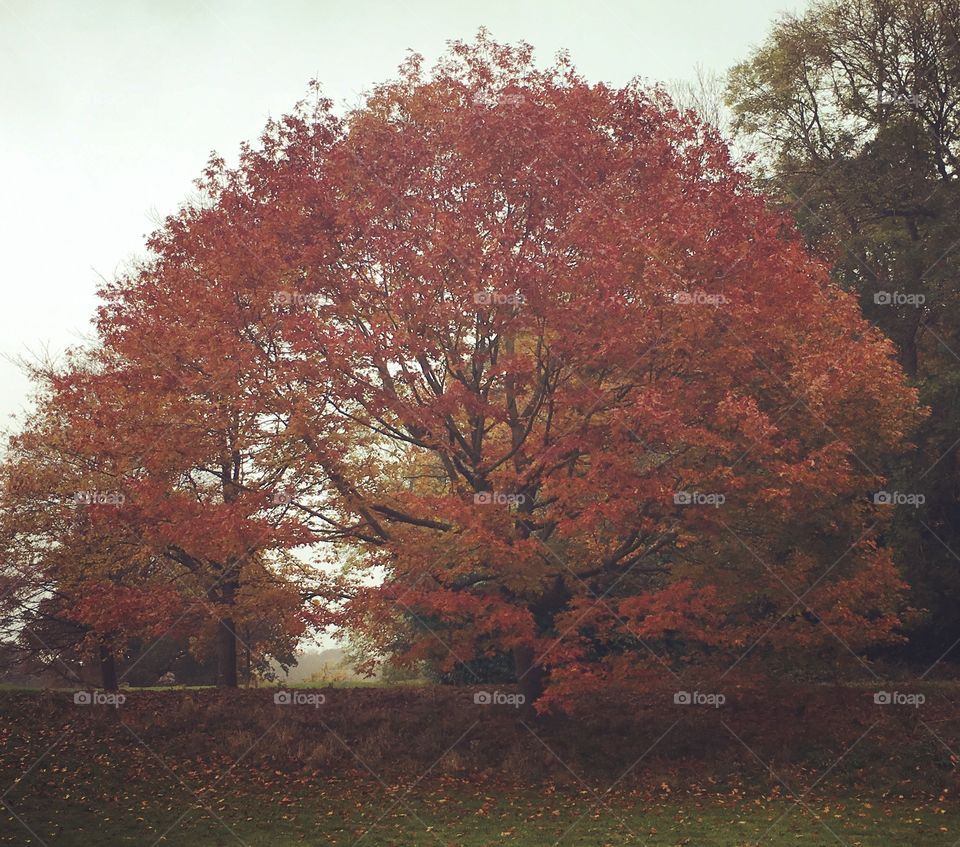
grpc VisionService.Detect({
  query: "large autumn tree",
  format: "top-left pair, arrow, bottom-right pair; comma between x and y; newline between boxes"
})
199,34 -> 918,707
3,34 -> 922,706
727,0 -> 960,662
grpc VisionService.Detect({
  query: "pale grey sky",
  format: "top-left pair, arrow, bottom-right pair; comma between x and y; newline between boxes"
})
0,0 -> 804,431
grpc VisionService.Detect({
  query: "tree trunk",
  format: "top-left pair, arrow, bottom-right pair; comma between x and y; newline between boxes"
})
217,615 -> 239,688
900,325 -> 919,377
509,576 -> 571,718
217,450 -> 243,689
512,643 -> 544,719
243,626 -> 252,687
212,570 -> 240,688
99,644 -> 118,691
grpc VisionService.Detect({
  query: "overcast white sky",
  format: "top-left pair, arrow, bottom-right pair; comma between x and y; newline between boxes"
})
0,0 -> 804,433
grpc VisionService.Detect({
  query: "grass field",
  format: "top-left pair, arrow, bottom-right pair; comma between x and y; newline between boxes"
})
5,783 -> 960,845
2,684 -> 959,845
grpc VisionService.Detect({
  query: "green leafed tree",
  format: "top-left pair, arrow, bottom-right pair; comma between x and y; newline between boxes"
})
728,0 -> 960,661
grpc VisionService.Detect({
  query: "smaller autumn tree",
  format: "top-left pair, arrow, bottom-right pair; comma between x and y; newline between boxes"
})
0,374 -> 189,690
2,329 -> 337,689
44,352 -> 319,688
1,100 -> 365,690
56,135 -> 354,686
